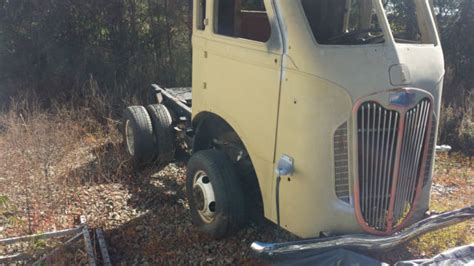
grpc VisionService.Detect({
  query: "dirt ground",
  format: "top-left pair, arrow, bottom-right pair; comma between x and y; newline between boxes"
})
0,117 -> 472,264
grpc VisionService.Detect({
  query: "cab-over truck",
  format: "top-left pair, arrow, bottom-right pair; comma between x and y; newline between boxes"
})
122,0 -> 473,257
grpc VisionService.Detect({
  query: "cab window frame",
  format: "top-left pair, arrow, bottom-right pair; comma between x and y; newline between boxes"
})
196,0 -> 207,31
299,0 -> 388,47
212,0 -> 273,44
381,0 -> 439,46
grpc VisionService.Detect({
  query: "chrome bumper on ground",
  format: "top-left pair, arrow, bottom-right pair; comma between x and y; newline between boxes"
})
251,207 -> 474,259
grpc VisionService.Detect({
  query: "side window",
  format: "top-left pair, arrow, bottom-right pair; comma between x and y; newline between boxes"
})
197,0 -> 207,30
383,0 -> 434,44
215,0 -> 271,43
302,0 -> 384,45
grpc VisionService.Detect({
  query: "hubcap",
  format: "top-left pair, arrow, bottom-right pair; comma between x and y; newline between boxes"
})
125,120 -> 135,156
193,170 -> 216,223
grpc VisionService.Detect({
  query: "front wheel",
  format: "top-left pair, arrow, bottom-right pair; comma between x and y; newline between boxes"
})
186,150 -> 246,238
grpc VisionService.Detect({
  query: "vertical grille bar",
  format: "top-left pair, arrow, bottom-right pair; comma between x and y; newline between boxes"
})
375,109 -> 387,229
365,105 -> 370,216
361,105 -> 366,214
356,98 -> 432,232
372,107 -> 381,225
381,112 -> 398,230
370,104 -> 376,223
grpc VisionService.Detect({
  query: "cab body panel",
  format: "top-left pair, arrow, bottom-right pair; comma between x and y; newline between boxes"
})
191,0 -> 284,218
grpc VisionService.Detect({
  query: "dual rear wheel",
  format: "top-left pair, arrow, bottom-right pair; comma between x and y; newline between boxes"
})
122,104 -> 175,166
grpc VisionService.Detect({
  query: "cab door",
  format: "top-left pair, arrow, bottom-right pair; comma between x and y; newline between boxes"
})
191,0 -> 209,111
202,0 -> 283,217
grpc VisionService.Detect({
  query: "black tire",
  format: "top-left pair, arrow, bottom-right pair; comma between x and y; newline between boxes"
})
186,150 -> 246,238
146,104 -> 175,164
122,106 -> 155,165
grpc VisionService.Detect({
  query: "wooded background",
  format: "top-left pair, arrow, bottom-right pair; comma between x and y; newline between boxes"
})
0,0 -> 472,153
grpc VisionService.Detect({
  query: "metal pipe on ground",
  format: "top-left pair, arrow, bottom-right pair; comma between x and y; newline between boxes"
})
251,206 -> 474,259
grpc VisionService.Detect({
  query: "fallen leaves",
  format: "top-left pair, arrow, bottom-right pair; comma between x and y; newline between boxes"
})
0,108 -> 472,264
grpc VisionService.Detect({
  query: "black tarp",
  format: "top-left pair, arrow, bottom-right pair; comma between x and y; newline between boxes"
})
396,244 -> 474,266
274,245 -> 474,266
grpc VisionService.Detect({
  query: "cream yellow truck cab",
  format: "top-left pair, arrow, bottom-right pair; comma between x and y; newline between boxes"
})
122,0 -> 473,254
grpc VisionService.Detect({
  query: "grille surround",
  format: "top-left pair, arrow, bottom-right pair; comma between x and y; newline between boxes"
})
353,89 -> 435,235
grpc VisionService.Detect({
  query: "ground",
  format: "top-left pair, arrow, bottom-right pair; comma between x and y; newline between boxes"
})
0,111 -> 472,265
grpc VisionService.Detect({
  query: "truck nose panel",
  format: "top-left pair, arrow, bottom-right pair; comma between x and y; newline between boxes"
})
389,64 -> 412,86
353,88 -> 435,235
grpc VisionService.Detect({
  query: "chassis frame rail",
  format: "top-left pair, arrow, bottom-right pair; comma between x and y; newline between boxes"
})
251,206 -> 473,259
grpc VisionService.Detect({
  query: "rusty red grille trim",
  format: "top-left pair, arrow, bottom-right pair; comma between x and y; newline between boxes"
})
353,91 -> 434,235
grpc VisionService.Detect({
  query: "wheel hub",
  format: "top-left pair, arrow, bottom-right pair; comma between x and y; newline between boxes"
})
125,120 -> 135,156
193,170 -> 216,223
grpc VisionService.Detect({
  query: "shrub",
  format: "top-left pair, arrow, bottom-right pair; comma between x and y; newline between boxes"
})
438,93 -> 474,156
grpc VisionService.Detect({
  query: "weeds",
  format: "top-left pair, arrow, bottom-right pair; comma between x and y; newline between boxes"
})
404,153 -> 474,258
439,91 -> 474,156
0,90 -> 134,237
407,203 -> 473,257
0,195 -> 22,238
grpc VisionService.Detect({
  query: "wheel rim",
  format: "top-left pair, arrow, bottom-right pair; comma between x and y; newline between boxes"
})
193,170 -> 216,223
125,120 -> 135,156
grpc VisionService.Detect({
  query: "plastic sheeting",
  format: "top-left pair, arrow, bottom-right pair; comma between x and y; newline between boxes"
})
396,244 -> 473,266
274,245 -> 473,266
274,249 -> 386,266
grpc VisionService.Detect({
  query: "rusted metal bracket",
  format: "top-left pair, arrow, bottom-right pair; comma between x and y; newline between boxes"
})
0,227 -> 82,264
82,225 -> 97,266
32,233 -> 83,266
0,253 -> 30,264
96,228 -> 112,266
0,215 -> 112,265
0,227 -> 83,245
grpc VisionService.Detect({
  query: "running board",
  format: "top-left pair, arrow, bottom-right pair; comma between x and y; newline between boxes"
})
251,206 -> 474,259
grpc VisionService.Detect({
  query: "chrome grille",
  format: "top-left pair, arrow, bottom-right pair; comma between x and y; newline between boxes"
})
334,122 -> 350,203
356,99 -> 432,232
357,103 -> 400,230
393,99 -> 432,226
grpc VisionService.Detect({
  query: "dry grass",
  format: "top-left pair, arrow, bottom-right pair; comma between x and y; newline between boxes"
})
439,93 -> 474,156
0,96 -> 136,262
405,153 -> 474,257
0,95 -> 131,235
0,97 -> 472,263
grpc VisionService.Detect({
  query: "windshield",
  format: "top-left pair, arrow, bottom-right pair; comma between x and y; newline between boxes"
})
383,0 -> 434,44
302,0 -> 384,45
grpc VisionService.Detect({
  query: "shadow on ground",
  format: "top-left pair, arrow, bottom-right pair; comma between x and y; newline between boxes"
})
63,142 -> 292,264
64,142 -> 420,265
